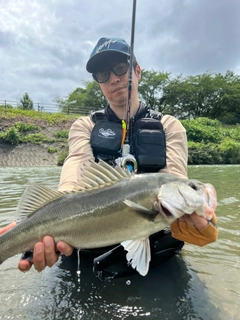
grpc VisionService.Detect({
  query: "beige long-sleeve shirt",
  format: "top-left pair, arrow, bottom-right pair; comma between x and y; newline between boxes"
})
58,114 -> 188,192
57,114 -> 219,247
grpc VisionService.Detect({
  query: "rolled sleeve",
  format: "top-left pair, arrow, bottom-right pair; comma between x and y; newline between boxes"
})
58,116 -> 95,192
160,115 -> 188,179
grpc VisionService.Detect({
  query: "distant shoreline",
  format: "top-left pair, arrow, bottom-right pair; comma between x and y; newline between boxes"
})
0,143 -> 60,167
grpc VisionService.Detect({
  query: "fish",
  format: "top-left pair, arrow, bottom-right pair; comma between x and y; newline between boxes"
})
0,161 -> 217,276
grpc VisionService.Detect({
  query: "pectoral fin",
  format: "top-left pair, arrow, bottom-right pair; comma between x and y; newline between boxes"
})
121,238 -> 151,276
123,200 -> 156,215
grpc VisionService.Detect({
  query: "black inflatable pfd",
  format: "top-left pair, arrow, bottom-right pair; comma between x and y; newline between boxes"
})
90,102 -> 166,172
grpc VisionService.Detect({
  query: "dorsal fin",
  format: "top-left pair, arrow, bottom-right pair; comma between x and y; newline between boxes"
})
15,161 -> 132,221
15,185 -> 64,221
79,160 -> 132,189
98,160 -> 131,179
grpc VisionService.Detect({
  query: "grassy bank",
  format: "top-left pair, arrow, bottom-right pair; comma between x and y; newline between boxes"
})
0,107 -> 79,165
1,107 -> 240,165
181,117 -> 240,164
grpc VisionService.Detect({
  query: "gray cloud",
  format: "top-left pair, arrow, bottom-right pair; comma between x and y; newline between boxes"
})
138,0 -> 240,74
0,0 -> 240,105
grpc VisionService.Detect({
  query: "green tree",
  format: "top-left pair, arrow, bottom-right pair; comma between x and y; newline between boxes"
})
162,71 -> 240,123
19,92 -> 34,110
216,71 -> 240,124
56,81 -> 107,115
138,70 -> 170,111
162,72 -> 226,119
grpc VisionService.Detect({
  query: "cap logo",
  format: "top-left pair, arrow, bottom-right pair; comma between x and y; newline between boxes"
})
95,39 -> 117,54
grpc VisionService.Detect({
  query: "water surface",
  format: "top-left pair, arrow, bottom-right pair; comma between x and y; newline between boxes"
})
0,165 -> 239,319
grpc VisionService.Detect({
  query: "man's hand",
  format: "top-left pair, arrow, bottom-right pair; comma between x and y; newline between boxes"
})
19,236 -> 73,272
0,222 -> 73,272
170,212 -> 218,246
178,212 -> 209,229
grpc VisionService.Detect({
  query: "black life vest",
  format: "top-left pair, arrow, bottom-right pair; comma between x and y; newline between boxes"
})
90,103 -> 166,173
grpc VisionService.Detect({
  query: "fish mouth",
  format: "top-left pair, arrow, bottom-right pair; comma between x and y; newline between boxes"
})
160,204 -> 173,217
154,199 -> 173,218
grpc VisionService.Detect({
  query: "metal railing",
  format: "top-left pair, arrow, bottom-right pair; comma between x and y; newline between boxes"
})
0,100 -> 91,115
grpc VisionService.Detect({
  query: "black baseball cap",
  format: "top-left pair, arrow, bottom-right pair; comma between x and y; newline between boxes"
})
86,37 -> 131,73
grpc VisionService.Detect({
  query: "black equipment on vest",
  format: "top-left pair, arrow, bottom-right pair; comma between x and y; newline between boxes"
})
90,119 -> 122,162
90,103 -> 166,172
132,117 -> 166,172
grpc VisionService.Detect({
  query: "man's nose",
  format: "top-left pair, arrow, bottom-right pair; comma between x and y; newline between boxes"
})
109,71 -> 120,84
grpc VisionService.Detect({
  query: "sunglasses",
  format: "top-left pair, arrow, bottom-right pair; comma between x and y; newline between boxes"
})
93,61 -> 129,83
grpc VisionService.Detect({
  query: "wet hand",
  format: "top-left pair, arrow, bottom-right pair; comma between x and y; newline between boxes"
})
178,212 -> 208,230
20,237 -> 59,272
170,212 -> 218,246
18,237 -> 74,272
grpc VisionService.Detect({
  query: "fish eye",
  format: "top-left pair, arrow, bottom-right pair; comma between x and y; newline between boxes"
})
189,182 -> 197,190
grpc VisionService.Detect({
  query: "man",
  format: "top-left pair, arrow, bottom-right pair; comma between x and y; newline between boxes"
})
0,37 -> 218,273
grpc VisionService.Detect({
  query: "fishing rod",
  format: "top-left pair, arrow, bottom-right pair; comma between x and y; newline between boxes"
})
122,0 -> 137,157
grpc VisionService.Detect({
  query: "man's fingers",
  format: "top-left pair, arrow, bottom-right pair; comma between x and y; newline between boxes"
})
179,215 -> 186,223
184,214 -> 195,225
33,242 -> 46,272
179,214 -> 194,225
43,236 -> 59,268
18,259 -> 32,272
189,212 -> 208,230
18,238 -> 72,273
57,241 -> 73,256
179,213 -> 208,229
57,241 -> 74,256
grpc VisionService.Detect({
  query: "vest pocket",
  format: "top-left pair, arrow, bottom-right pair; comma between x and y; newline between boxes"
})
90,121 -> 122,158
135,129 -> 166,169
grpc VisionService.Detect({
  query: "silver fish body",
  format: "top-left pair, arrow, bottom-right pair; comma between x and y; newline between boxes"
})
0,161 -> 216,274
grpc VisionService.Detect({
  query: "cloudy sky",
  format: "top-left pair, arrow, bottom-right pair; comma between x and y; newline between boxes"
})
1,0 -> 240,110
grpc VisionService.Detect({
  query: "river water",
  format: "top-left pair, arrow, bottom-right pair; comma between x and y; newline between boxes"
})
0,165 -> 239,320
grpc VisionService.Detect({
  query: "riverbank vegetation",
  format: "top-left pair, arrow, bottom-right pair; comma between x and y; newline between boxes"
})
1,69 -> 240,165
0,107 -> 77,165
182,118 -> 240,164
1,106 -> 239,165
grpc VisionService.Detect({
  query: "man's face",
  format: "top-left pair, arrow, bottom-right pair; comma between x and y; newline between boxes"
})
93,55 -> 141,109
